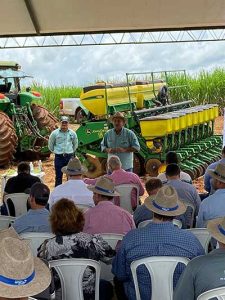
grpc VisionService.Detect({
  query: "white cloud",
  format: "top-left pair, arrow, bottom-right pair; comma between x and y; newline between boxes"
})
0,41 -> 225,86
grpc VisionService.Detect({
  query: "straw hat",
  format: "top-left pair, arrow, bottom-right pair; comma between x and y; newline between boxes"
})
88,176 -> 120,197
208,163 -> 225,184
207,217 -> 225,244
110,112 -> 126,123
144,185 -> 187,216
0,228 -> 51,298
61,157 -> 87,175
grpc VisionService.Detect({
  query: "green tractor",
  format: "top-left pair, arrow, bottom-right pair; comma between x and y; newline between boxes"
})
0,61 -> 58,167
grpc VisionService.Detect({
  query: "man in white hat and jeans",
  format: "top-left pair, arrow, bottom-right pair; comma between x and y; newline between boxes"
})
101,112 -> 140,172
83,176 -> 135,235
175,216 -> 225,299
48,157 -> 94,210
0,227 -> 51,300
48,116 -> 78,186
112,185 -> 204,300
197,163 -> 225,228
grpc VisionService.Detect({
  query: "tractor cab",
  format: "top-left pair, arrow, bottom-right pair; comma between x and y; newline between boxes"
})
0,68 -> 32,105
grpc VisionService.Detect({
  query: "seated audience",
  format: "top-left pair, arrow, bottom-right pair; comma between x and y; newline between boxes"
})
112,186 -> 204,300
83,176 -> 135,234
174,216 -> 225,300
0,227 -> 51,300
48,158 -> 94,210
84,155 -> 144,209
165,163 -> 201,228
4,161 -> 41,195
197,163 -> 225,228
38,198 -> 115,300
13,182 -> 51,234
133,178 -> 162,227
204,146 -> 225,193
158,151 -> 192,184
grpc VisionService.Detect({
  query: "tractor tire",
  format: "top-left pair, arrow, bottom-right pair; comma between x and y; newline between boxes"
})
145,158 -> 161,177
0,112 -> 18,167
75,108 -> 86,124
31,104 -> 58,132
85,155 -> 103,179
133,154 -> 143,176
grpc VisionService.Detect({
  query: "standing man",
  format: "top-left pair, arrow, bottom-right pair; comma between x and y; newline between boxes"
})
48,116 -> 78,186
101,112 -> 140,172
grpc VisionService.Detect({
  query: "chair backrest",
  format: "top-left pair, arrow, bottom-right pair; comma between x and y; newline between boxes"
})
138,219 -> 152,228
76,204 -> 92,212
138,219 -> 182,229
99,233 -> 124,281
131,256 -> 189,300
115,184 -> 140,213
185,202 -> 195,228
4,193 -> 29,217
49,258 -> 100,300
186,228 -> 211,254
197,287 -> 225,300
20,232 -> 55,256
99,233 -> 124,248
0,215 -> 16,230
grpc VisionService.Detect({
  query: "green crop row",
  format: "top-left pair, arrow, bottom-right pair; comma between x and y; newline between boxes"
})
30,68 -> 225,117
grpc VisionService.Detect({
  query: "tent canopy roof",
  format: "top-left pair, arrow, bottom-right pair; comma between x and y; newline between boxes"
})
1,0 -> 225,37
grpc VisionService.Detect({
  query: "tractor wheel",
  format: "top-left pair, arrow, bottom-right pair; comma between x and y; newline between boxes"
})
85,155 -> 103,179
145,158 -> 161,177
75,108 -> 86,124
133,154 -> 143,176
31,104 -> 58,132
183,169 -> 196,181
0,112 -> 18,167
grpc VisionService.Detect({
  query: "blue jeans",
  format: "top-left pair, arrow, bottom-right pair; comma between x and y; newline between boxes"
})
54,154 -> 74,186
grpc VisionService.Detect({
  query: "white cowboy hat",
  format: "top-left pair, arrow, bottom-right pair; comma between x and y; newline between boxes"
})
88,176 -> 120,197
208,163 -> 225,184
207,216 -> 225,244
144,185 -> 187,216
0,228 -> 51,298
61,157 -> 87,175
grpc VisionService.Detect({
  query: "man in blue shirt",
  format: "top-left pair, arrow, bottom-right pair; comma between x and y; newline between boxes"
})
48,116 -> 78,186
101,112 -> 140,172
204,146 -> 225,193
112,185 -> 204,300
13,182 -> 51,234
133,178 -> 162,227
197,163 -> 225,228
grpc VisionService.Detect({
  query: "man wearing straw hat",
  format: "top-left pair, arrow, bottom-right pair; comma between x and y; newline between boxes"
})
0,227 -> 51,300
112,185 -> 204,300
101,112 -> 140,172
83,176 -> 135,235
174,216 -> 225,300
48,157 -> 94,209
197,163 -> 225,228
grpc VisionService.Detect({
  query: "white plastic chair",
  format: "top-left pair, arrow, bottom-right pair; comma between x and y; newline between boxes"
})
138,219 -> 182,229
131,256 -> 189,300
4,193 -> 29,217
186,228 -> 211,253
76,204 -> 92,212
0,215 -> 16,229
20,232 -> 55,256
99,233 -> 124,281
115,184 -> 140,213
197,287 -> 225,300
49,258 -> 100,300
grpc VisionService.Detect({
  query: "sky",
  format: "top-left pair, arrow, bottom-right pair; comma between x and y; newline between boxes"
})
0,40 -> 225,87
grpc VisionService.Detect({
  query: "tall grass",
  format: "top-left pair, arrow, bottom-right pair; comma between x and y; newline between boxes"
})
30,68 -> 225,117
167,68 -> 225,106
